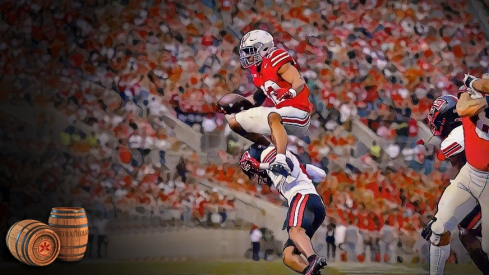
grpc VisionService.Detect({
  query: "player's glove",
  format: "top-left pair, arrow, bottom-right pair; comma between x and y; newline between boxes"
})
468,88 -> 484,99
275,88 -> 297,101
463,74 -> 481,91
460,83 -> 483,100
239,151 -> 260,172
421,217 -> 437,241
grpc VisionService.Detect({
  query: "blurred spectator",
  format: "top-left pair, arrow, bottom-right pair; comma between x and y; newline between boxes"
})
342,219 -> 360,262
379,220 -> 398,264
159,150 -> 167,170
87,132 -> 99,148
326,222 -> 337,262
147,96 -> 168,117
86,210 -> 95,259
385,143 -> 400,159
94,211 -> 110,259
202,115 -> 218,133
250,224 -> 263,262
369,141 -> 382,162
174,157 -> 188,183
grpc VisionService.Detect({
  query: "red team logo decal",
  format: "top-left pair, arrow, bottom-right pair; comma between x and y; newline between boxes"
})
431,98 -> 446,110
38,240 -> 51,256
240,152 -> 252,171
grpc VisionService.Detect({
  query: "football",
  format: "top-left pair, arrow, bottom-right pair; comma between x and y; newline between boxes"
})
217,93 -> 254,114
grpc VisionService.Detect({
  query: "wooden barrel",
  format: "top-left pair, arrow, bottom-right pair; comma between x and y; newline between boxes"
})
48,207 -> 88,262
6,220 -> 60,266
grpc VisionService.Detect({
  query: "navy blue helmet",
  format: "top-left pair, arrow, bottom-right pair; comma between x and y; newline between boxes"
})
427,95 -> 461,138
239,143 -> 272,186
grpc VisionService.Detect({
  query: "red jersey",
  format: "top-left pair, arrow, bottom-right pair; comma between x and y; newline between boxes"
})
249,48 -> 312,112
462,108 -> 489,171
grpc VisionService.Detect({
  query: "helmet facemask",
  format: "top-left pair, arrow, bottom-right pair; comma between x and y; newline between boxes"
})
429,117 -> 445,137
240,42 -> 264,68
429,111 -> 461,137
240,160 -> 272,187
254,170 -> 273,187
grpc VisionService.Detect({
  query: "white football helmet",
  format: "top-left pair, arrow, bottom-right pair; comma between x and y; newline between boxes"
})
239,30 -> 274,68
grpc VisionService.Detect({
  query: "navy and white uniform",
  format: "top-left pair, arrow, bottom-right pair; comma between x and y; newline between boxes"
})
430,125 -> 482,275
259,147 -> 326,244
435,125 -> 481,233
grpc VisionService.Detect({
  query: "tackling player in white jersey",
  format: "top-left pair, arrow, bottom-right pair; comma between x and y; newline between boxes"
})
239,143 -> 327,275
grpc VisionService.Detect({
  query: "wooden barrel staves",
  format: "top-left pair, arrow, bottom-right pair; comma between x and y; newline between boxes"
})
48,207 -> 89,261
6,220 -> 60,266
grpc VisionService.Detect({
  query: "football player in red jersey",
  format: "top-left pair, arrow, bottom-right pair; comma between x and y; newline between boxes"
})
420,94 -> 489,275
455,73 -> 489,259
222,30 -> 312,177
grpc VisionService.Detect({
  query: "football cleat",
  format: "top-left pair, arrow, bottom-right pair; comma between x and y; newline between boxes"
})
303,255 -> 327,275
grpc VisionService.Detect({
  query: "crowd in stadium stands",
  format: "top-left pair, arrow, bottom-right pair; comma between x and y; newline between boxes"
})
1,0 -> 489,263
0,112 -> 239,261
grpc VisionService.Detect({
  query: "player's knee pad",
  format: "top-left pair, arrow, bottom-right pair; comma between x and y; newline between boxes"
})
430,231 -> 451,246
430,219 -> 446,236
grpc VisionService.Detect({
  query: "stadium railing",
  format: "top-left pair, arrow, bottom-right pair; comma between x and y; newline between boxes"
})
199,179 -> 289,244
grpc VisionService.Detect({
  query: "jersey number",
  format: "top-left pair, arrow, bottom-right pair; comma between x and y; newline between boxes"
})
261,80 -> 285,105
476,111 -> 489,140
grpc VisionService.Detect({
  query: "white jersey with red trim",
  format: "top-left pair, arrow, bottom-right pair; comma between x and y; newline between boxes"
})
260,146 -> 318,205
440,125 -> 465,158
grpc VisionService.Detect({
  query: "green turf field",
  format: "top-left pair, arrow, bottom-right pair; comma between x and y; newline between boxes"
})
0,260 -> 483,275
0,260 -> 329,275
